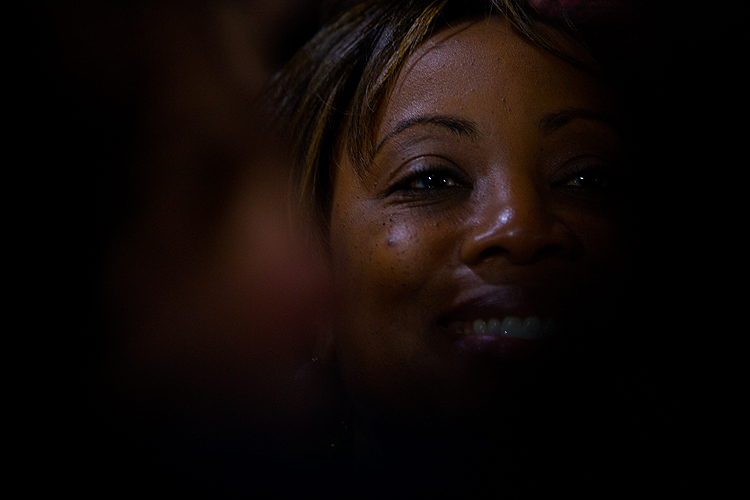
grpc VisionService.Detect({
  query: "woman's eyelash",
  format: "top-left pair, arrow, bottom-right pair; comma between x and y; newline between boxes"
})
403,172 -> 459,190
555,162 -> 624,193
389,165 -> 470,195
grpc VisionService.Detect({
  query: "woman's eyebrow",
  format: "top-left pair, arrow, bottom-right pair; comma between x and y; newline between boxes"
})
540,107 -> 620,135
374,115 -> 479,156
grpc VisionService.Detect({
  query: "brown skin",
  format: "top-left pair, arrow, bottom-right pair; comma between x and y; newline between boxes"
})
329,18 -> 632,430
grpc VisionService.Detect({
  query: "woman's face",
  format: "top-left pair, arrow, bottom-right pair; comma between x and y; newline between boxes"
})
329,18 -> 632,422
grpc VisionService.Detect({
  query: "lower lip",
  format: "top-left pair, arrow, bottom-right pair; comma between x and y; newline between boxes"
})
451,332 -> 556,360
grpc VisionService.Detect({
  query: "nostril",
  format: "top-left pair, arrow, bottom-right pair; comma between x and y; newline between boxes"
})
478,246 -> 506,261
532,244 -> 563,263
476,242 -> 563,265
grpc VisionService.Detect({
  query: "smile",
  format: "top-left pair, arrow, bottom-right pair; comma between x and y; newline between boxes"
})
440,285 -> 563,336
453,316 -> 556,339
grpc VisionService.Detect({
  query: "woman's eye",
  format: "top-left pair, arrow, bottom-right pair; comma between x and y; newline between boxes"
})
565,171 -> 611,190
556,165 -> 623,197
387,164 -> 470,198
407,172 -> 460,190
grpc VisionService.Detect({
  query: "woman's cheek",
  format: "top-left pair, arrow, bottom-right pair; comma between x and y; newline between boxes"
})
562,210 -> 629,270
363,214 -> 445,295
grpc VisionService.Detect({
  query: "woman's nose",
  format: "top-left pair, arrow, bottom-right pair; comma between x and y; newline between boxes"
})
459,179 -> 580,266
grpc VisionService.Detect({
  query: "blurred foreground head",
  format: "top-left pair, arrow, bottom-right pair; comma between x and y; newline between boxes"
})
48,2 -> 337,488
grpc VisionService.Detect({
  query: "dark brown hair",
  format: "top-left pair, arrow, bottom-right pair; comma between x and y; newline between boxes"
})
268,0 -> 590,239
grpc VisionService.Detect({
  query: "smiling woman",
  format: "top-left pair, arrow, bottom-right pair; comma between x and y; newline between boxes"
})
270,0 -> 658,491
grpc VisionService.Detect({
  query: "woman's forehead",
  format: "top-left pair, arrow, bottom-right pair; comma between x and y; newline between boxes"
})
393,16 -> 590,91
388,18 -> 518,97
378,17 -> 609,142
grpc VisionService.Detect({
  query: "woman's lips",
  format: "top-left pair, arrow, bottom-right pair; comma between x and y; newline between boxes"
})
446,316 -> 556,339
438,287 -> 565,355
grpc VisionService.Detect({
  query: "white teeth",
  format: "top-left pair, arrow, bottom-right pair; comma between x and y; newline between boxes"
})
487,318 -> 501,335
472,319 -> 487,335
522,317 -> 542,339
501,316 -> 522,337
465,316 -> 551,339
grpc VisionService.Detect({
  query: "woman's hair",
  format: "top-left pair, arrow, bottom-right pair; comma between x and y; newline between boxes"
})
268,0 -> 594,240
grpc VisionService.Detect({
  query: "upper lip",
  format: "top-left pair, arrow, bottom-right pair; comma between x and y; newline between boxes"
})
437,286 -> 563,326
